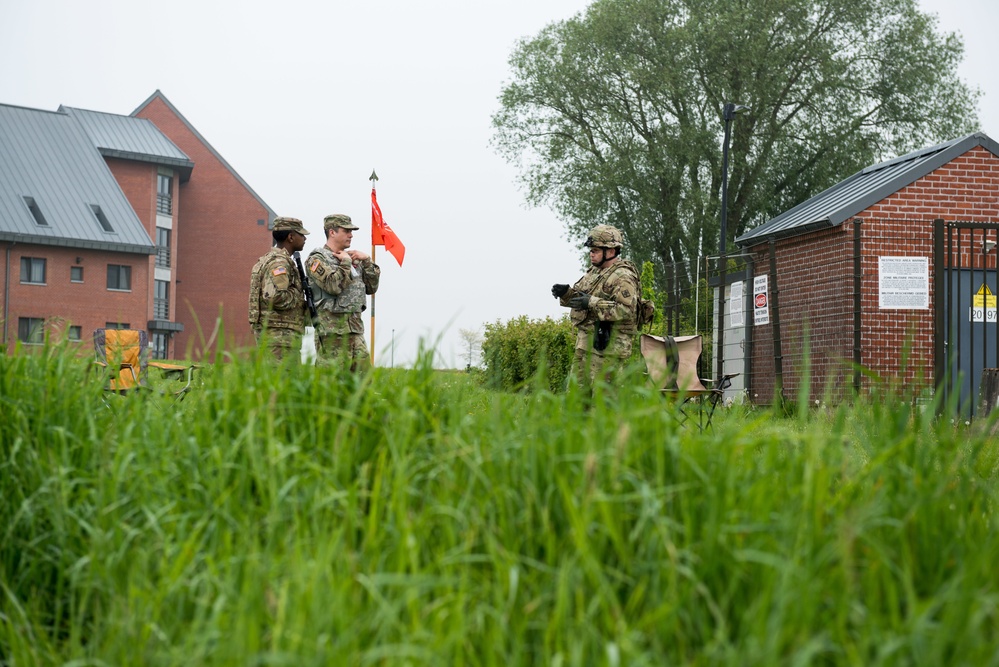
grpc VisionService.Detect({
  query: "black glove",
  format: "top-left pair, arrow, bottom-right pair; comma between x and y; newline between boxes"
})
594,321 -> 613,351
551,283 -> 569,299
568,293 -> 591,310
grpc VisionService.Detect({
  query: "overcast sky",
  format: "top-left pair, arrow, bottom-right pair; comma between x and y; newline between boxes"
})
1,0 -> 996,367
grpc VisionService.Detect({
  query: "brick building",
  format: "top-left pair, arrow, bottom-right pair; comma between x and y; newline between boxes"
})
0,91 -> 275,359
733,133 -> 999,409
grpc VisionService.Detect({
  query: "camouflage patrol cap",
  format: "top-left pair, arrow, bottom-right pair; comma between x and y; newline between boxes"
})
584,224 -> 623,249
324,213 -> 359,231
272,217 -> 310,235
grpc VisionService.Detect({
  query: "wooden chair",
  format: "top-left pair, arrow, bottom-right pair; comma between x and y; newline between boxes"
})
93,329 -> 198,401
639,333 -> 737,431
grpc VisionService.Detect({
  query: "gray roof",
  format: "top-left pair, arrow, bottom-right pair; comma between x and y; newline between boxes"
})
61,105 -> 194,181
0,103 -> 154,254
132,90 -> 276,221
736,133 -> 999,246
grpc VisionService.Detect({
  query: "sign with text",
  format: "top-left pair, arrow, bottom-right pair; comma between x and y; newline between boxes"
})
970,283 -> 997,323
878,256 -> 929,310
753,275 -> 769,326
731,280 -> 744,327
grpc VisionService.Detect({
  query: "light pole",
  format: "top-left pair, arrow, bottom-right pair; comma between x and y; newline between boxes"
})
717,102 -> 749,384
719,102 -> 749,257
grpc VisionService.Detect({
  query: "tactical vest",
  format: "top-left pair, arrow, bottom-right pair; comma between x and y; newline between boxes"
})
307,246 -> 367,314
570,260 -> 640,331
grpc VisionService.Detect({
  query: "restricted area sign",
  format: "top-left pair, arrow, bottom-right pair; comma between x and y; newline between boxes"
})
971,283 -> 997,323
753,275 -> 770,326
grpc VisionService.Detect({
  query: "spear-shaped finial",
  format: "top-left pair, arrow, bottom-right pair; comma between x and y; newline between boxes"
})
369,169 -> 378,183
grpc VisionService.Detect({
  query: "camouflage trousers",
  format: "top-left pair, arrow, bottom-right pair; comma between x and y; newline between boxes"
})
253,328 -> 303,363
315,331 -> 371,372
571,327 -> 633,391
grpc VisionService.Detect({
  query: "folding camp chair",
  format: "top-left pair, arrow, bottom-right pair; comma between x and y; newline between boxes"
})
640,333 -> 738,431
93,329 -> 198,401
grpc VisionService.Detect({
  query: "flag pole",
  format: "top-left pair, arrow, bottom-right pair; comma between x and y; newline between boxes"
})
369,169 -> 378,367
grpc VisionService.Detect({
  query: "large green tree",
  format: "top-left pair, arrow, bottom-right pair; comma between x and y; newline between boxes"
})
492,0 -> 979,285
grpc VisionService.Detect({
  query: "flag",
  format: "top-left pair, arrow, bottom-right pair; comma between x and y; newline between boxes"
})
371,187 -> 405,266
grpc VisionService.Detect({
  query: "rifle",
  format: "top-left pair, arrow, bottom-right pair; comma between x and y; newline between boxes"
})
293,251 -> 323,353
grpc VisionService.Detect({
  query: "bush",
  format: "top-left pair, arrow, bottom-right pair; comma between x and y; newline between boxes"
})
482,315 -> 574,392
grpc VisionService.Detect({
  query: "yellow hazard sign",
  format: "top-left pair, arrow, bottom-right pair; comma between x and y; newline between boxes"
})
974,284 -> 997,308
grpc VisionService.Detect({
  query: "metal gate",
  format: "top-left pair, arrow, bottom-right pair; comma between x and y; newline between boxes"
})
934,220 -> 999,417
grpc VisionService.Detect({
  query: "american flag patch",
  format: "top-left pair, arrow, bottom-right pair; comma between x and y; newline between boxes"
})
272,266 -> 287,276
310,259 -> 321,272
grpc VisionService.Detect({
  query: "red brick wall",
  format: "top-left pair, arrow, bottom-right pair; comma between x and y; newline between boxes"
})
745,146 -> 999,404
105,158 -> 165,353
1,244 -> 150,352
134,96 -> 273,358
746,227 -> 856,403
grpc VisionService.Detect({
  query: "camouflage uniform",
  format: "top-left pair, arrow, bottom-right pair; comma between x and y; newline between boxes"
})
248,217 -> 309,361
559,225 -> 641,388
306,214 -> 380,371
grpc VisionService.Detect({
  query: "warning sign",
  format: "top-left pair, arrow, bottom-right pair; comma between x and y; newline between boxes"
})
753,275 -> 770,326
971,284 -> 997,322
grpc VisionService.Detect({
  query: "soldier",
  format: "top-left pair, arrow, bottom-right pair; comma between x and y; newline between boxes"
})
306,213 -> 380,371
552,224 -> 641,391
248,216 -> 309,361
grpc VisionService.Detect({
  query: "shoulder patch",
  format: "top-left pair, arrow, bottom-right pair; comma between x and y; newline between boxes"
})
272,266 -> 288,276
309,259 -> 321,272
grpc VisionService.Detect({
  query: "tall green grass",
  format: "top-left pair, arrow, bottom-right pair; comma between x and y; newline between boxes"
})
1,342 -> 998,665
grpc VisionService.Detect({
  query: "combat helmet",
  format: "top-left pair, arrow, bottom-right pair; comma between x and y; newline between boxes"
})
584,224 -> 624,249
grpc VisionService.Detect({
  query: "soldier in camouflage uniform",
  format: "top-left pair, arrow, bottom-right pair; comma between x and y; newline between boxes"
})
305,213 -> 380,371
552,224 -> 641,391
248,216 -> 309,362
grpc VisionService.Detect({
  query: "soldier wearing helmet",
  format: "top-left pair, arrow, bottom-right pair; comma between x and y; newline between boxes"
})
552,224 -> 641,392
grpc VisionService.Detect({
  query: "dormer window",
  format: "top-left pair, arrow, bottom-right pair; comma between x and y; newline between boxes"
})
23,196 -> 48,226
90,204 -> 114,233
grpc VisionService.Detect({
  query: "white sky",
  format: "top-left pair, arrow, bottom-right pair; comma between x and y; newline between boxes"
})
0,0 -> 996,367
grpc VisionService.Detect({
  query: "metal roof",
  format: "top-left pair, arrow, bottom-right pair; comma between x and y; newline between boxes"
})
736,133 -> 999,246
0,103 -> 154,254
60,105 -> 194,181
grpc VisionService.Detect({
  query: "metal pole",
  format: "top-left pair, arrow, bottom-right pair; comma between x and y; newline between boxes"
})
370,170 -> 378,367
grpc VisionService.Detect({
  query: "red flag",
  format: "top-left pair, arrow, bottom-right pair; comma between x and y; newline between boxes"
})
371,188 -> 405,266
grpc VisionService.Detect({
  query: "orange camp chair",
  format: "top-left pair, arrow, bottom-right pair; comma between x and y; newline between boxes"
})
93,329 -> 198,400
640,333 -> 738,431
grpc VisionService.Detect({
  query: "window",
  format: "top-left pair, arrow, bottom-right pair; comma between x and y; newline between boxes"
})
68,326 -> 82,342
18,318 -> 44,345
23,196 -> 48,226
107,264 -> 131,291
156,227 -> 171,268
157,174 -> 173,215
20,257 -> 46,284
104,322 -> 130,330
70,266 -> 84,282
154,279 -> 170,319
151,332 -> 168,360
90,204 -> 114,233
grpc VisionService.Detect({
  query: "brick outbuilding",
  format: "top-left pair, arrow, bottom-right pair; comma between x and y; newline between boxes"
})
732,133 -> 999,410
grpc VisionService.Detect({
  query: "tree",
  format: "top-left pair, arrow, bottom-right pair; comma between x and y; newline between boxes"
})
458,327 -> 484,370
492,0 -> 979,289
